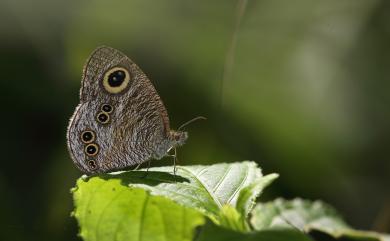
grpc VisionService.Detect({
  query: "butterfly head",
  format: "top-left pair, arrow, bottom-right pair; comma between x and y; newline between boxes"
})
169,130 -> 188,147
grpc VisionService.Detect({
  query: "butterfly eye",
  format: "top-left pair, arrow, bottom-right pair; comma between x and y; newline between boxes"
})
81,130 -> 95,143
97,112 -> 110,124
101,104 -> 113,113
102,67 -> 131,94
88,160 -> 98,170
175,135 -> 180,141
85,143 -> 99,156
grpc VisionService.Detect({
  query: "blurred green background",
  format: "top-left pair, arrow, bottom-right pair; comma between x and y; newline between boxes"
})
0,0 -> 389,240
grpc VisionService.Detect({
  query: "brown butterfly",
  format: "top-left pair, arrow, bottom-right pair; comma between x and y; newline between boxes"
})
67,46 -> 189,174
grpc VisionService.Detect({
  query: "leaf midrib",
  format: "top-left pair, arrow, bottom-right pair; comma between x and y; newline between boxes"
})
179,167 -> 223,209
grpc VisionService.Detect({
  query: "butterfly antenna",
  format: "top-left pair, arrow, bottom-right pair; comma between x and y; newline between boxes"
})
178,116 -> 207,131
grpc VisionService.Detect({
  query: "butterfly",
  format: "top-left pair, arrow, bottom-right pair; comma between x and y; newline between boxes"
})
66,46 -> 189,174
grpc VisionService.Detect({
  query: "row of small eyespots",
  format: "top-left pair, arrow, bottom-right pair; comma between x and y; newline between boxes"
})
80,130 -> 99,170
82,104 -> 114,170
96,104 -> 114,125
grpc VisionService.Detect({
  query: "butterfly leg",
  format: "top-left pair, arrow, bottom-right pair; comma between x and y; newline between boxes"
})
167,148 -> 177,173
133,162 -> 143,171
173,147 -> 178,176
141,160 -> 151,178
167,147 -> 178,181
146,159 -> 151,172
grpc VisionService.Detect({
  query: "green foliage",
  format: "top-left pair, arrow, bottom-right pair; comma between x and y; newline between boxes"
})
125,161 -> 278,231
72,176 -> 204,241
251,199 -> 390,241
196,221 -> 312,241
72,162 -> 389,241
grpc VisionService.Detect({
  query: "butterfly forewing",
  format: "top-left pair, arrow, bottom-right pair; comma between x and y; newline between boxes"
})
67,46 -> 186,174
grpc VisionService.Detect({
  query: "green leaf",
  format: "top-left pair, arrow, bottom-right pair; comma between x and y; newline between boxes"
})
72,161 -> 278,236
112,161 -> 277,231
218,205 -> 248,232
196,220 -> 313,241
72,176 -> 205,241
251,198 -> 390,241
236,173 -> 279,218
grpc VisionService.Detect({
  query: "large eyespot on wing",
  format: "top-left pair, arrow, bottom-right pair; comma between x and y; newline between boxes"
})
102,66 -> 131,94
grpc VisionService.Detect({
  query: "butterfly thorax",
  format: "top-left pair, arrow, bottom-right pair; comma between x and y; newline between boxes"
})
149,130 -> 187,161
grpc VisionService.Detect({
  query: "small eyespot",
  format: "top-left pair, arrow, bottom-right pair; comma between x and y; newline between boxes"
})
101,104 -> 113,113
102,67 -> 131,94
97,112 -> 110,124
85,143 -> 99,156
81,130 -> 95,143
88,160 -> 97,170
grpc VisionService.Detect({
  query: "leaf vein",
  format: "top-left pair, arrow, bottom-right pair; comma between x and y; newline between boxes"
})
84,180 -> 108,237
227,164 -> 249,204
112,190 -> 134,241
212,165 -> 232,193
138,194 -> 150,241
96,189 -> 127,241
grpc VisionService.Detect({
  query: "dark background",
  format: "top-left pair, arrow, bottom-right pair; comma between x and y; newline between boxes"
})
0,0 -> 389,240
